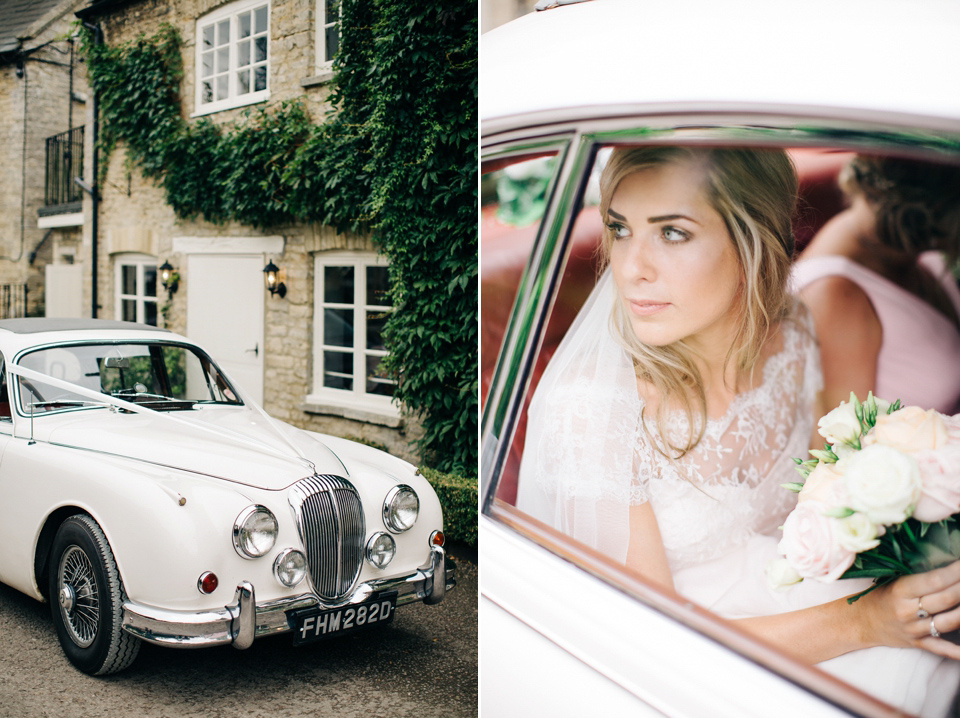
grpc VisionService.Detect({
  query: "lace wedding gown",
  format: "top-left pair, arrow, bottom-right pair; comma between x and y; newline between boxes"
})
517,270 -> 960,717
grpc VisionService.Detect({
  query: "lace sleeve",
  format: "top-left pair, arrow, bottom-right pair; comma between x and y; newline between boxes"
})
516,271 -> 644,564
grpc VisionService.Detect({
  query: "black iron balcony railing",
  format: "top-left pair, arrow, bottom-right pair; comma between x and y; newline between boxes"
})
45,127 -> 85,207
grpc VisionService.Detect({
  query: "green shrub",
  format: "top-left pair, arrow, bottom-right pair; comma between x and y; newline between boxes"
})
421,467 -> 477,548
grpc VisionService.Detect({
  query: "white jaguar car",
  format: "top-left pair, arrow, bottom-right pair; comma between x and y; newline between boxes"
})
0,318 -> 453,675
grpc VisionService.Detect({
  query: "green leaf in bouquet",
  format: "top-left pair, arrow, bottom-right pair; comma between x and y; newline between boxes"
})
890,536 -> 904,563
845,577 -> 896,604
781,482 -> 805,493
822,506 -> 855,518
810,447 -> 839,463
852,392 -> 864,423
888,399 -> 901,413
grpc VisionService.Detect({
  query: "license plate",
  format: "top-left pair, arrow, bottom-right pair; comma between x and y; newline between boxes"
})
290,593 -> 397,646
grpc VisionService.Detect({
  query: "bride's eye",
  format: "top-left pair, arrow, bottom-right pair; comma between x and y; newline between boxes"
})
605,221 -> 631,240
661,226 -> 690,243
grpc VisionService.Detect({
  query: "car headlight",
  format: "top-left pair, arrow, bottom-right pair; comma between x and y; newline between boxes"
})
233,505 -> 278,558
274,548 -> 307,587
382,485 -> 419,533
365,532 -> 396,569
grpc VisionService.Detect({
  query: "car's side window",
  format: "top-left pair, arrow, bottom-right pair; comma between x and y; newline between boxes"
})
0,354 -> 10,422
481,150 -> 561,407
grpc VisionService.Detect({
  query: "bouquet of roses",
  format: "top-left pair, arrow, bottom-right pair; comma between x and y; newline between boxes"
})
767,392 -> 960,601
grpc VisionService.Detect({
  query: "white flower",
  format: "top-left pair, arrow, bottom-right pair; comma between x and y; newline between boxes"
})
835,512 -> 882,553
765,558 -> 803,591
842,444 -> 922,525
779,501 -> 856,582
817,400 -> 863,447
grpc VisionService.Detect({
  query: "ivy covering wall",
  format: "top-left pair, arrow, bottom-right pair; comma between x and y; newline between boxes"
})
81,1 -> 478,475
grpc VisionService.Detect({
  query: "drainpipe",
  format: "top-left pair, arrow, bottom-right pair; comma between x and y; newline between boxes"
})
82,22 -> 102,318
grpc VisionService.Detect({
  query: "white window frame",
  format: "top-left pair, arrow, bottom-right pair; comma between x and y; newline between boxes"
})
314,0 -> 340,75
194,0 -> 271,117
115,254 -> 159,326
309,252 -> 398,418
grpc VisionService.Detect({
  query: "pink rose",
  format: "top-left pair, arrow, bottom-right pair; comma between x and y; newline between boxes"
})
779,501 -> 856,582
798,461 -> 847,507
864,406 -> 948,453
914,445 -> 960,523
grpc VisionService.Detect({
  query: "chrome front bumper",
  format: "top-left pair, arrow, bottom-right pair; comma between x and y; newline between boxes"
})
121,546 -> 455,649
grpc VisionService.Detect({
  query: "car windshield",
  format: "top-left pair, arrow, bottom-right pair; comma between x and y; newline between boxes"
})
16,342 -> 241,413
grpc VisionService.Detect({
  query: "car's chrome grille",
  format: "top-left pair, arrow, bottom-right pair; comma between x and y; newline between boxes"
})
289,475 -> 365,601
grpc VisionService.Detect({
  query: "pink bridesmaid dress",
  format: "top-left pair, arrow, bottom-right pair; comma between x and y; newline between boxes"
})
791,251 -> 960,415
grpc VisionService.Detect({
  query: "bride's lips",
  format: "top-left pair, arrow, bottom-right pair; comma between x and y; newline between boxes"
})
627,299 -> 671,317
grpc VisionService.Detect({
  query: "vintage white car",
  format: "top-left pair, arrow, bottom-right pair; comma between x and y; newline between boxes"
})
0,318 -> 453,675
481,0 -> 960,716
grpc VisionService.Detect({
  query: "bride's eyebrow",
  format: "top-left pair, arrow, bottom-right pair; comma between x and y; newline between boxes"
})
648,213 -> 701,225
606,208 -> 627,222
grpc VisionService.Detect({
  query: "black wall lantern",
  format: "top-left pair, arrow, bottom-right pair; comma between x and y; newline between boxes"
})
159,260 -> 179,299
263,260 -> 286,298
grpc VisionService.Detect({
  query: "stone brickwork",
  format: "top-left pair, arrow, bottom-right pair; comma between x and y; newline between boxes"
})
0,0 -> 89,318
82,0 -> 424,464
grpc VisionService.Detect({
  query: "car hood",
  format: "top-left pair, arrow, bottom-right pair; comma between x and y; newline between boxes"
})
41,406 -> 346,491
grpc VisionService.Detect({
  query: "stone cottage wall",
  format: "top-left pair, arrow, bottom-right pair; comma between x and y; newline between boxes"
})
87,0 -> 423,463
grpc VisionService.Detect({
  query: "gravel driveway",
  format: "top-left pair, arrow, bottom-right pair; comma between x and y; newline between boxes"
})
0,546 -> 477,718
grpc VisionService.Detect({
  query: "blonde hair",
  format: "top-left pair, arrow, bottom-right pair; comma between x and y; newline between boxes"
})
598,146 -> 797,457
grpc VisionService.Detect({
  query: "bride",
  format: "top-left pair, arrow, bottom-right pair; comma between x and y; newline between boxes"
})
516,145 -> 960,716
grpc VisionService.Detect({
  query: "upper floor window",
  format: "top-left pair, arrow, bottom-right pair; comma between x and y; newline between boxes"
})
195,0 -> 270,116
315,0 -> 339,73
115,255 -> 158,326
309,253 -> 397,417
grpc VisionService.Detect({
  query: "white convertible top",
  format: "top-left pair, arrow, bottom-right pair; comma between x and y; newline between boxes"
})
0,319 -> 170,335
481,0 -> 960,133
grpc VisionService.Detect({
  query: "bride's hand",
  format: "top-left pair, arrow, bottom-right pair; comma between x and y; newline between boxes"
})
862,560 -> 960,659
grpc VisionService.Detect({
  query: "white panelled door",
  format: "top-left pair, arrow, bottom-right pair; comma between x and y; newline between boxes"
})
186,254 -> 264,404
45,264 -> 84,318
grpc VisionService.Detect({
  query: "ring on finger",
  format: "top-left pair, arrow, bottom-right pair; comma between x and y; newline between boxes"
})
930,617 -> 941,639
918,597 -> 930,619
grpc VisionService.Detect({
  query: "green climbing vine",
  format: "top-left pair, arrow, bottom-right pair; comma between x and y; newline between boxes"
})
80,0 -> 477,475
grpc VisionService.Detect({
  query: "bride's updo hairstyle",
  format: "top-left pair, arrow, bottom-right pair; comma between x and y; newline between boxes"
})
598,145 -> 798,457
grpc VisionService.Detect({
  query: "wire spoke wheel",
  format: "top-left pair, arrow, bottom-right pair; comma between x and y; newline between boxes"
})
57,545 -> 100,648
48,516 -> 140,674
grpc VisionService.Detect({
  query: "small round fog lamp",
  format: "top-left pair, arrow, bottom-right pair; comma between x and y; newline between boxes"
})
274,548 -> 307,587
430,530 -> 445,547
366,532 -> 396,570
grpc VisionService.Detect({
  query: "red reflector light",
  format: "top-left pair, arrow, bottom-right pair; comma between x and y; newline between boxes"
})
430,530 -> 445,547
198,572 -> 219,594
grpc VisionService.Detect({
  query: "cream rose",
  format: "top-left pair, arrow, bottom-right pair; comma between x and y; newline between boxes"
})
913,446 -> 960,523
864,406 -> 948,453
765,558 -> 803,591
798,461 -> 847,506
778,501 -> 856,582
817,400 -> 863,447
835,512 -> 882,553
842,444 -> 922,525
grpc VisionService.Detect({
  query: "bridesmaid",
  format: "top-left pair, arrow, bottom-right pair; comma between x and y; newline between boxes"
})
793,155 -> 960,414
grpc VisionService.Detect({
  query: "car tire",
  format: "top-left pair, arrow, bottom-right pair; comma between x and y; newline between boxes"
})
48,515 -> 140,675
